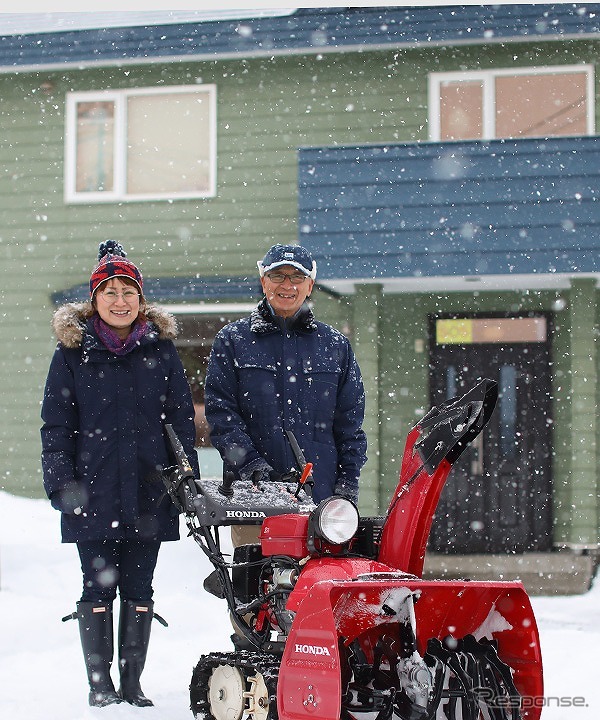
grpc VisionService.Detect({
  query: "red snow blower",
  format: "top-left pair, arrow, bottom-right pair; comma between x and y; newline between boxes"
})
163,378 -> 543,720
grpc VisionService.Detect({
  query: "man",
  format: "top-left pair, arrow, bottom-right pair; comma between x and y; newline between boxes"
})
204,243 -> 367,510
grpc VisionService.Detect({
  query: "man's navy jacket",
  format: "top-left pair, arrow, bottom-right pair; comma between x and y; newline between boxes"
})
204,300 -> 367,503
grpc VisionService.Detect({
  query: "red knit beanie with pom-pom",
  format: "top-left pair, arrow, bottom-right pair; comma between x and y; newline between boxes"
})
89,240 -> 143,299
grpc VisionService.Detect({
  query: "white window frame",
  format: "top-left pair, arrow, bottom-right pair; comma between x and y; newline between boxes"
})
64,84 -> 217,203
428,64 -> 595,141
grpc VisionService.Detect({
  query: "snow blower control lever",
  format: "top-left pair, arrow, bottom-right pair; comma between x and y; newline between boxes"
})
285,429 -> 314,497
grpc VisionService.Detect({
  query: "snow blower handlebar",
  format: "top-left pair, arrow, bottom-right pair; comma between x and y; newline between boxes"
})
162,424 -> 316,527
218,430 -> 314,500
163,423 -> 201,515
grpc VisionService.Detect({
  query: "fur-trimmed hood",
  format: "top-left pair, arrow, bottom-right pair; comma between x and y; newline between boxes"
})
51,301 -> 178,349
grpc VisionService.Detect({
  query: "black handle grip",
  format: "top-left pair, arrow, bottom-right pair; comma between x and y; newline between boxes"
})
164,424 -> 200,514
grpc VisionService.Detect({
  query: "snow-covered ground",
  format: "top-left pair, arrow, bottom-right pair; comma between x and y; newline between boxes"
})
0,489 -> 597,719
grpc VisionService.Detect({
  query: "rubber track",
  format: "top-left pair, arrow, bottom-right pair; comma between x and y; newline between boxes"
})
190,650 -> 281,720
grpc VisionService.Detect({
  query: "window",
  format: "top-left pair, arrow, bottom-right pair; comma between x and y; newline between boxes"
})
64,85 -> 217,203
428,65 -> 594,141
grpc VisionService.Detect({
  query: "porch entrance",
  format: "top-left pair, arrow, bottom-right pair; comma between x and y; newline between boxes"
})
428,313 -> 553,553
173,309 -> 251,477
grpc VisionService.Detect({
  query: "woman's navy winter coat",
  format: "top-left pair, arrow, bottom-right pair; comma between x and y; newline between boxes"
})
41,303 -> 199,543
204,299 -> 367,503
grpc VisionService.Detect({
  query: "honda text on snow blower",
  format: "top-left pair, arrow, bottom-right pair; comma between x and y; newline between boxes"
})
162,378 -> 543,720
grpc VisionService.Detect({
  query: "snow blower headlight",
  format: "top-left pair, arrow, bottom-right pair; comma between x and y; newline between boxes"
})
313,496 -> 359,545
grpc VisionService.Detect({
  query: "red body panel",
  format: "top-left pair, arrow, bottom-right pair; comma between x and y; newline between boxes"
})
286,556 -> 416,612
261,514 -> 310,557
378,427 -> 454,576
279,574 -> 543,720
278,580 -> 342,720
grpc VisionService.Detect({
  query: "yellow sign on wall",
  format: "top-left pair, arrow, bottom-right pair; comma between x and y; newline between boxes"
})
436,319 -> 473,344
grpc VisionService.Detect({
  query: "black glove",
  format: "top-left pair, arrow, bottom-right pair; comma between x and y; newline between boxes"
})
49,482 -> 87,515
333,485 -> 358,504
239,458 -> 275,485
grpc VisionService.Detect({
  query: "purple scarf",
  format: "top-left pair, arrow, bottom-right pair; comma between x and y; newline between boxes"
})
93,315 -> 149,356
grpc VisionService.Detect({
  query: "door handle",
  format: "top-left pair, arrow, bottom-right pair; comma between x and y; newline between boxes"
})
471,431 -> 484,475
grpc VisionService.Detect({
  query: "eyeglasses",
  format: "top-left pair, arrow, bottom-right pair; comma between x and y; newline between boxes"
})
100,289 -> 140,302
265,271 -> 308,284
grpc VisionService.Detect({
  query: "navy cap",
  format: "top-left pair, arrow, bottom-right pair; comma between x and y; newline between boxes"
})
257,244 -> 317,280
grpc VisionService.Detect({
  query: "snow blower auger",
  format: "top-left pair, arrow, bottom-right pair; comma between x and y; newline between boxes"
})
162,378 -> 543,720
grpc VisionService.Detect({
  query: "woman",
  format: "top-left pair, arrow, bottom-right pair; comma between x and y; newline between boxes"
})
41,240 -> 199,708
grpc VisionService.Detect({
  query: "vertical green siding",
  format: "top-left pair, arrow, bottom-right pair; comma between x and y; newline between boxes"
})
351,284 -> 383,514
377,294 -> 430,507
566,279 -> 598,545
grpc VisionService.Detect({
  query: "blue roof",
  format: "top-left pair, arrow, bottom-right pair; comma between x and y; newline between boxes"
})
3,5 -> 600,71
298,135 -> 600,290
52,275 -> 262,305
51,273 -> 339,305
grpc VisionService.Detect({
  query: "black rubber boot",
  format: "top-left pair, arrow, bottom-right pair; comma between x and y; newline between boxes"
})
118,599 -> 154,707
76,601 -> 122,707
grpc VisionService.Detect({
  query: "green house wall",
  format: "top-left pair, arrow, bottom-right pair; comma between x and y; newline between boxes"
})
1,38 -> 600,549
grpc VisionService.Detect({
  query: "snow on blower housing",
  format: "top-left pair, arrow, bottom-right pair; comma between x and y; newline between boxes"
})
162,379 -> 543,720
